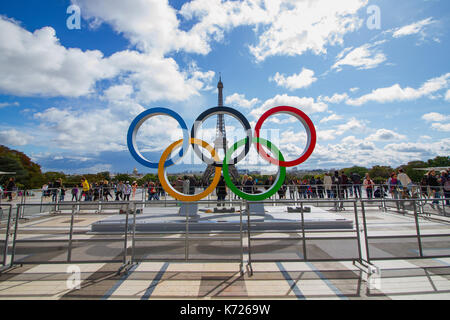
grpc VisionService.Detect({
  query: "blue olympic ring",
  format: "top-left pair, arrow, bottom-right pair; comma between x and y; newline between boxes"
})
127,108 -> 190,169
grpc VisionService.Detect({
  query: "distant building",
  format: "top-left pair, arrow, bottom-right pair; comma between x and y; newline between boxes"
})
130,168 -> 144,179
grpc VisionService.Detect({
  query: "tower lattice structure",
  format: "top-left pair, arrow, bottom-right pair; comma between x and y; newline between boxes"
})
202,77 -> 240,185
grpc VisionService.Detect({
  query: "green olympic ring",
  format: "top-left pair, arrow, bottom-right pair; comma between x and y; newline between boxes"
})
223,137 -> 286,201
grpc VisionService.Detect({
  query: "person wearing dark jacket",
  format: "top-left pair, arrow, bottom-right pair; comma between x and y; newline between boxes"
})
6,178 -> 15,201
351,173 -> 362,198
427,170 -> 440,207
244,176 -> 255,194
216,176 -> 227,207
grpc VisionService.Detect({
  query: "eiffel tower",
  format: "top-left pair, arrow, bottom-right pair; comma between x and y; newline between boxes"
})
202,76 -> 240,185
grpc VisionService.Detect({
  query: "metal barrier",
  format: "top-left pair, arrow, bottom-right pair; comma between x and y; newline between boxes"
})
0,204 -> 13,267
8,202 -> 133,270
129,200 -> 244,275
1,197 -> 449,277
360,199 -> 450,264
245,199 -> 363,276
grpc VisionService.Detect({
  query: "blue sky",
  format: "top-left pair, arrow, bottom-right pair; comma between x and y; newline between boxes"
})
0,0 -> 449,175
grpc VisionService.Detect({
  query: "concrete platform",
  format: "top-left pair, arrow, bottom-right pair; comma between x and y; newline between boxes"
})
91,206 -> 353,233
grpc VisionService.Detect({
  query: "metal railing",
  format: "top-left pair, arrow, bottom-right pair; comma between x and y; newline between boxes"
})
0,204 -> 13,267
0,197 -> 449,277
245,199 -> 363,276
360,199 -> 450,264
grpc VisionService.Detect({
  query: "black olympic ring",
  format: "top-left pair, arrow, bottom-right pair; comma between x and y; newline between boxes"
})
190,107 -> 252,167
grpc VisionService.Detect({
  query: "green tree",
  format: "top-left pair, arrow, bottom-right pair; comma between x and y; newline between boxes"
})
369,166 -> 394,181
427,156 -> 450,167
342,166 -> 369,178
114,174 -> 133,182
0,145 -> 45,189
43,172 -> 66,182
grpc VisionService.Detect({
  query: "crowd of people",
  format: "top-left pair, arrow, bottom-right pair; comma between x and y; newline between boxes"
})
1,169 -> 449,206
40,178 -> 164,202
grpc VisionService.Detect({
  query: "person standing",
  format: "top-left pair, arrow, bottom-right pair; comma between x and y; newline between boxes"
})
148,182 -> 159,201
216,176 -> 228,207
316,177 -> 324,199
364,174 -> 374,199
71,185 -> 79,202
324,173 -> 332,199
6,178 -> 15,202
182,176 -> 190,195
398,169 -> 412,193
289,179 -> 296,199
82,178 -> 90,201
388,173 -> 400,200
441,170 -> 450,206
397,168 -> 412,209
132,181 -> 138,200
123,181 -> 132,201
350,172 -> 362,199
244,176 -> 255,194
52,179 -> 61,203
340,171 -> 349,199
427,170 -> 440,208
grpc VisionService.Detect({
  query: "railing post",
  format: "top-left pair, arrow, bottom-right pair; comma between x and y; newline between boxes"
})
131,203 -> 136,264
39,191 -> 43,214
246,201 -> 252,274
413,200 -> 424,258
353,200 -> 363,263
67,205 -> 75,263
21,190 -> 26,219
9,206 -> 21,267
123,202 -> 130,264
185,201 -> 189,261
360,201 -> 371,264
2,206 -> 12,266
239,200 -> 244,275
300,202 -> 307,261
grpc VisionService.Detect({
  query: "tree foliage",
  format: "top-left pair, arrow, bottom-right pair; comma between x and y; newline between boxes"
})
0,145 -> 44,188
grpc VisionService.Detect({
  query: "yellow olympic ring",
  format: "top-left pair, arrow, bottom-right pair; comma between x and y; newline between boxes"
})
158,138 -> 221,202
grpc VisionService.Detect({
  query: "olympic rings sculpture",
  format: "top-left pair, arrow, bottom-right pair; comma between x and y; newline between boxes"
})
127,106 -> 316,202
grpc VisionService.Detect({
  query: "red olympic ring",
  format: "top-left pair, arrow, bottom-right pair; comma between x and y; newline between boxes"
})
254,106 -> 317,167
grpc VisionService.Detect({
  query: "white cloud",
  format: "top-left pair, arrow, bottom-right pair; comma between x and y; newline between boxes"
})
0,102 -> 19,109
74,0 -> 203,55
350,87 -> 359,93
341,136 -> 375,150
0,16 -> 214,103
0,129 -> 33,146
320,114 -> 343,123
309,136 -> 450,169
320,93 -> 349,104
346,73 -> 450,106
336,118 -> 366,134
250,94 -> 328,119
106,51 -> 214,103
384,139 -> 450,156
0,17 -> 117,97
431,123 -> 450,132
33,107 -> 129,153
248,0 -> 367,62
332,42 -> 387,71
317,129 -> 338,141
102,84 -> 134,101
445,90 -> 450,102
422,112 -> 450,123
392,18 -> 435,38
367,129 -> 406,141
32,104 -> 189,155
270,68 -> 317,90
225,93 -> 260,109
